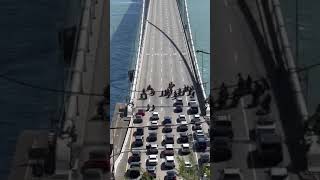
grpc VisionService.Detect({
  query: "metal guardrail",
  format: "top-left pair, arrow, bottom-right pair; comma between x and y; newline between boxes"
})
176,0 -> 209,116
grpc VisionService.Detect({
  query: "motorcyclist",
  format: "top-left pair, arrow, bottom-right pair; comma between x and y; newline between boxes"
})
146,104 -> 150,111
152,105 -> 155,111
147,85 -> 151,90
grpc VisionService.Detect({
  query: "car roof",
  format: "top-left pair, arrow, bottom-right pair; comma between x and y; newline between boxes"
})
176,97 -> 183,101
165,134 -> 174,138
181,121 -> 188,124
196,130 -> 204,133
179,114 -> 186,118
166,144 -> 174,149
136,136 -> 143,139
194,114 -> 200,118
151,144 -> 158,148
166,156 -> 174,161
149,155 -> 157,159
152,112 -> 159,115
182,144 -> 190,147
164,116 -> 172,119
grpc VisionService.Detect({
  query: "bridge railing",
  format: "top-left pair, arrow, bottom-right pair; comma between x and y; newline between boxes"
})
176,0 -> 209,116
256,0 -> 308,121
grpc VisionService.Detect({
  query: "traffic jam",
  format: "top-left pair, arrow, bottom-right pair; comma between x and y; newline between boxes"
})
125,84 -> 210,179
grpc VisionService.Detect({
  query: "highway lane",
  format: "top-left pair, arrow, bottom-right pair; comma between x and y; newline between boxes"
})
121,0 -> 209,179
212,0 -> 298,179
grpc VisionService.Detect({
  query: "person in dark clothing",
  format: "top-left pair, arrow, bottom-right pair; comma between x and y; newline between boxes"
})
192,91 -> 195,97
161,90 -> 164,96
261,93 -> 272,112
261,77 -> 270,90
147,85 -> 151,90
142,88 -> 145,94
237,73 -> 245,94
152,105 -> 155,111
246,75 -> 252,92
146,104 -> 150,111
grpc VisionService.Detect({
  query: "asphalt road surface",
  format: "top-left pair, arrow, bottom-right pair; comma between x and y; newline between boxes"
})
120,0 -> 209,179
212,0 -> 299,180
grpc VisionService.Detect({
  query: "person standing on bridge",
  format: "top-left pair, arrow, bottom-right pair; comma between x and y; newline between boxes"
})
237,73 -> 245,95
146,104 -> 150,111
260,77 -> 270,90
246,74 -> 253,93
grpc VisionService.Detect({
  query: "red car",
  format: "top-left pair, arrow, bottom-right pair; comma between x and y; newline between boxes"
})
135,109 -> 145,116
81,159 -> 110,173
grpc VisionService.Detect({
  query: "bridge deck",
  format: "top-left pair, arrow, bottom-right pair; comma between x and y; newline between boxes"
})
114,0 -> 209,179
212,0 -> 300,180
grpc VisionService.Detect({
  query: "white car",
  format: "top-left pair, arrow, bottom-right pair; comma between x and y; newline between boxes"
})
188,97 -> 197,106
191,114 -> 200,123
147,155 -> 158,166
151,120 -> 158,125
181,143 -> 190,153
151,112 -> 159,120
165,156 -> 175,168
195,130 -> 205,138
184,161 -> 192,168
177,114 -> 187,123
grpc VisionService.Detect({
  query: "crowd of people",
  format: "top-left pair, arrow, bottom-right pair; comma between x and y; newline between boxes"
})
137,82 -> 196,111
213,73 -> 272,115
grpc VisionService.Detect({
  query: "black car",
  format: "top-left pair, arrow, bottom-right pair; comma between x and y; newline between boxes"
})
196,137 -> 207,151
177,124 -> 188,132
163,116 -> 172,125
188,104 -> 198,114
126,167 -> 140,179
133,139 -> 143,147
178,134 -> 189,143
199,154 -> 210,164
165,170 -> 177,180
163,126 -> 173,133
147,133 -> 157,142
164,135 -> 174,144
192,122 -> 202,131
174,105 -> 183,113
135,128 -> 144,136
147,148 -> 158,155
133,116 -> 143,123
130,151 -> 141,162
